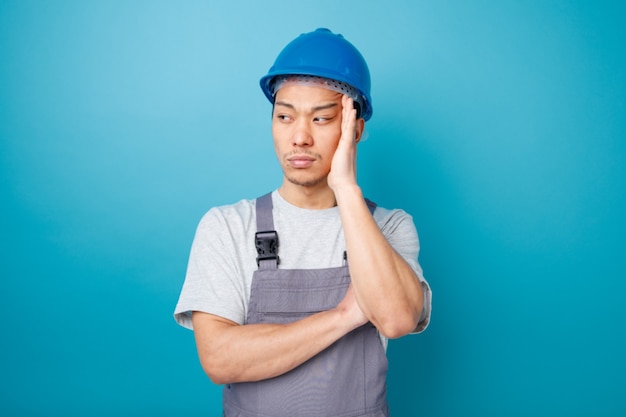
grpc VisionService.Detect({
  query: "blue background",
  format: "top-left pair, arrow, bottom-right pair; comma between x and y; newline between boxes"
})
1,1 -> 624,416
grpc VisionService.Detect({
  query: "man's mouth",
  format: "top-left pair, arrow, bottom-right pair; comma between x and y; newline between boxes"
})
287,155 -> 316,168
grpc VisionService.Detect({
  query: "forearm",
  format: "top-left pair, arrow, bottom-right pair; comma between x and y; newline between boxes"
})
192,306 -> 361,384
334,184 -> 424,338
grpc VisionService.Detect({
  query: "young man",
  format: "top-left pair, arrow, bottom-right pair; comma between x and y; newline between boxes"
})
174,28 -> 432,416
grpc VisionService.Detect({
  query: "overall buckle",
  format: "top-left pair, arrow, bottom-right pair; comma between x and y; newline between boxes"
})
255,230 -> 280,266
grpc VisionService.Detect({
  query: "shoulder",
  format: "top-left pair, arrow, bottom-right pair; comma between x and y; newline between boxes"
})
197,197 -> 256,227
192,197 -> 259,246
371,204 -> 417,235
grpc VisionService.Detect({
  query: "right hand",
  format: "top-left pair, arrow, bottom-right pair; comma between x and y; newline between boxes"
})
336,284 -> 368,329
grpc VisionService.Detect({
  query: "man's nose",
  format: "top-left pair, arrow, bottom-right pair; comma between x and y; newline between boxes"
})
292,120 -> 313,147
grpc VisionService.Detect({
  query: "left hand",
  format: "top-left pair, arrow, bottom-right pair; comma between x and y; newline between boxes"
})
327,95 -> 359,192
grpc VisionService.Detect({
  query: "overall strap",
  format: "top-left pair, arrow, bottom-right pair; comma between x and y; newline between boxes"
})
365,198 -> 377,215
255,193 -> 279,270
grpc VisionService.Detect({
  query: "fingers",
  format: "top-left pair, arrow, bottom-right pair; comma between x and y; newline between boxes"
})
328,95 -> 359,191
341,95 -> 357,143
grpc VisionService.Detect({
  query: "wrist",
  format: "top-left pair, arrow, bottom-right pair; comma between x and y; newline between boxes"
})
332,302 -> 366,333
332,183 -> 362,206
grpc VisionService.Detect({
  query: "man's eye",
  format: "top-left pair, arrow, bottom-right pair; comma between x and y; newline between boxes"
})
277,114 -> 292,121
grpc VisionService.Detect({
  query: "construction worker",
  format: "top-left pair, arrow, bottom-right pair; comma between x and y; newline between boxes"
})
175,28 -> 432,416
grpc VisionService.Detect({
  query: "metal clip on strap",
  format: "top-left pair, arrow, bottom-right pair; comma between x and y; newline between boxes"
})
255,230 -> 280,266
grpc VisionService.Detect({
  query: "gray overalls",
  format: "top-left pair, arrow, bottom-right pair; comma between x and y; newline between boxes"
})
222,193 -> 390,417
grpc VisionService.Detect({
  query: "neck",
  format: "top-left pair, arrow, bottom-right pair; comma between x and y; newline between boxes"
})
278,180 -> 337,209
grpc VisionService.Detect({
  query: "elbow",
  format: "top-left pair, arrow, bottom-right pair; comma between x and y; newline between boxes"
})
204,369 -> 230,386
199,354 -> 236,385
375,305 -> 422,339
377,316 -> 418,339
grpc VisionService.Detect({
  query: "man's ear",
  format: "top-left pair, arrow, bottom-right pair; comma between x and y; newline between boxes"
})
355,118 -> 366,143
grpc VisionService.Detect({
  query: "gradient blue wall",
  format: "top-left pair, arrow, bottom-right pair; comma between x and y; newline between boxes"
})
1,1 -> 624,416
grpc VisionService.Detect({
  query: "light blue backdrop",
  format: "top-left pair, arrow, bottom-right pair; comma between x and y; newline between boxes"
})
1,1 -> 624,416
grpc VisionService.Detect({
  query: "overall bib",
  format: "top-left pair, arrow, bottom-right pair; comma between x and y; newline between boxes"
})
223,193 -> 389,417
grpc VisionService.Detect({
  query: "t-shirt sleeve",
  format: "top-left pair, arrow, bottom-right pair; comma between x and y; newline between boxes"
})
377,208 -> 432,334
173,208 -> 249,330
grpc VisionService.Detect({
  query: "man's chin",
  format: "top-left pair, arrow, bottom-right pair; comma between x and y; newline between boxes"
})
285,173 -> 327,188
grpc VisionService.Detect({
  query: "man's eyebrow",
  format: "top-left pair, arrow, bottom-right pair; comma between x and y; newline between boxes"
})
274,101 -> 295,110
312,102 -> 339,112
274,101 -> 339,112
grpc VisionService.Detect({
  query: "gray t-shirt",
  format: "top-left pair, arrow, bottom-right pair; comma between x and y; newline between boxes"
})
174,191 -> 432,345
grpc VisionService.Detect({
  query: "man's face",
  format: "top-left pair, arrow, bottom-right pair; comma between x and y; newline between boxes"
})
272,83 -> 344,188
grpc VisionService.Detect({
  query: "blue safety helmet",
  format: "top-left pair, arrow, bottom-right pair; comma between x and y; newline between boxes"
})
260,28 -> 373,121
